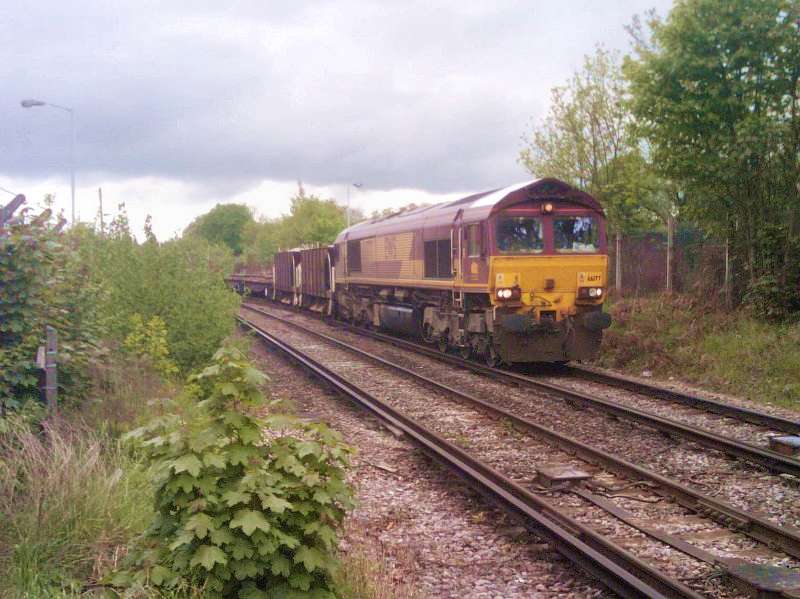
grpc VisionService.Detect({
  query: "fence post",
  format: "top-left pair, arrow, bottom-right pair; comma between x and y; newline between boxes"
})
615,233 -> 622,292
44,326 -> 58,415
666,215 -> 673,293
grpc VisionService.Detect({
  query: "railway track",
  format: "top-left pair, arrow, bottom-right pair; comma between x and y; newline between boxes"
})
299,310 -> 800,478
239,304 -> 800,598
559,364 -> 800,437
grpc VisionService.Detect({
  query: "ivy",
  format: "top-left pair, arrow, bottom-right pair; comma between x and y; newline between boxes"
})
115,346 -> 354,598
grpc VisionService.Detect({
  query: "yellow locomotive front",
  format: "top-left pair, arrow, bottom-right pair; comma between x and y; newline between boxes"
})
487,200 -> 611,363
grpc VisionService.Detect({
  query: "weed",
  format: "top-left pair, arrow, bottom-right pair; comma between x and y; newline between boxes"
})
335,528 -> 416,599
0,417 -> 152,598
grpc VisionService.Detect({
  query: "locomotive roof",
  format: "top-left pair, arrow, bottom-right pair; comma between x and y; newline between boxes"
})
335,178 -> 603,243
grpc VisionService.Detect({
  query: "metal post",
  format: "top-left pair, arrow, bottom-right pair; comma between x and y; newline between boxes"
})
724,237 -> 731,309
44,326 -> 58,414
615,233 -> 622,292
666,215 -> 673,293
69,108 -> 75,225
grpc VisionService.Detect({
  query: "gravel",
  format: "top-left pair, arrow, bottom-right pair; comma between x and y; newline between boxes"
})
246,327 -> 610,598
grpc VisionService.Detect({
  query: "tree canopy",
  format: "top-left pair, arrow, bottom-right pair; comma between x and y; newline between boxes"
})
519,48 -> 668,233
624,0 -> 800,314
185,203 -> 254,255
240,185 -> 348,264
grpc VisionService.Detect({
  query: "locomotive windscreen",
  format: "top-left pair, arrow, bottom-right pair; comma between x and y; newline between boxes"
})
554,216 -> 599,253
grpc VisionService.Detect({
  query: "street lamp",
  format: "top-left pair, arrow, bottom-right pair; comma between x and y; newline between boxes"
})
346,182 -> 363,228
20,98 -> 76,225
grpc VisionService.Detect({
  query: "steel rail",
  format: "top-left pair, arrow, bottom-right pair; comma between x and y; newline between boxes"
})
287,309 -> 800,478
565,364 -> 800,436
240,303 -> 800,560
237,313 -> 702,599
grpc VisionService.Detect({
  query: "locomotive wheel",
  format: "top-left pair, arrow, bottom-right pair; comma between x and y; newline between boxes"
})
459,343 -> 472,360
484,344 -> 501,368
437,335 -> 449,353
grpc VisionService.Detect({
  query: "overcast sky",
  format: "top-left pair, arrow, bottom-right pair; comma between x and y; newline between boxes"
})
0,0 -> 673,239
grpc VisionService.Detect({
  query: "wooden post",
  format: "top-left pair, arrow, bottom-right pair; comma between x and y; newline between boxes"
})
666,215 -> 674,293
615,233 -> 622,292
44,326 -> 58,415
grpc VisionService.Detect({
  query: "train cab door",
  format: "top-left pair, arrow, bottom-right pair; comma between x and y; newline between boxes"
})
462,222 -> 483,285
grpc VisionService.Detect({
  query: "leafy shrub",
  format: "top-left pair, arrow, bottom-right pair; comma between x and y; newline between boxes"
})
116,347 -> 354,598
74,209 -> 241,375
124,315 -> 179,378
0,209 -> 102,410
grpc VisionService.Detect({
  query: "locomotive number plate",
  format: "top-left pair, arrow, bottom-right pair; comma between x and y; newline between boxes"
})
577,272 -> 603,285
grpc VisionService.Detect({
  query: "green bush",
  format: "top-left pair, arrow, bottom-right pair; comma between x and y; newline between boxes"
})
74,210 -> 241,375
116,346 -> 354,598
0,210 -> 102,410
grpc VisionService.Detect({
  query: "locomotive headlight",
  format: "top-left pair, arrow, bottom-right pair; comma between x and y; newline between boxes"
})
496,287 -> 521,300
578,287 -> 604,299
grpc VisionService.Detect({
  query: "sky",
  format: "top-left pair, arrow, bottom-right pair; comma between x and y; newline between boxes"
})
0,0 -> 673,240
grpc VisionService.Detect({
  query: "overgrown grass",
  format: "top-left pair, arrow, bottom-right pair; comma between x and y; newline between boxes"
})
0,418 -> 152,598
596,294 -> 800,410
0,359 -> 168,599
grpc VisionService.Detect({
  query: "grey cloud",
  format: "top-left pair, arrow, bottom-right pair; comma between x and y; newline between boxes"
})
0,0 -> 673,197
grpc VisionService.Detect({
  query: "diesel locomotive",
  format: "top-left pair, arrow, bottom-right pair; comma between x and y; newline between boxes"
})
230,178 -> 612,366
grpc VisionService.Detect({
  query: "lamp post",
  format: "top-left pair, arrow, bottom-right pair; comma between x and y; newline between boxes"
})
21,99 -> 76,225
346,182 -> 363,228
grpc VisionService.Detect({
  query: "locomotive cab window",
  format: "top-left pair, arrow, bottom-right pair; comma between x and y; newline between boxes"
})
554,216 -> 599,253
424,238 -> 452,278
467,224 -> 482,257
496,217 -> 543,254
347,239 -> 362,272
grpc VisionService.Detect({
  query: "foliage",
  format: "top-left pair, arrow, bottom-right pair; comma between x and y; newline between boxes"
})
116,346 -> 354,598
124,315 -> 179,378
0,415 -> 153,598
624,0 -> 800,316
597,294 -> 800,409
242,185 -> 347,264
519,47 -> 669,233
0,202 -> 102,410
185,204 -> 254,256
78,206 -> 241,374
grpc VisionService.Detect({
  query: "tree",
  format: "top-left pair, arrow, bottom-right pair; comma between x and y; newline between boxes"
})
185,204 -> 254,255
278,184 -> 347,248
240,184 -> 348,264
624,0 -> 800,315
520,47 -> 668,233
